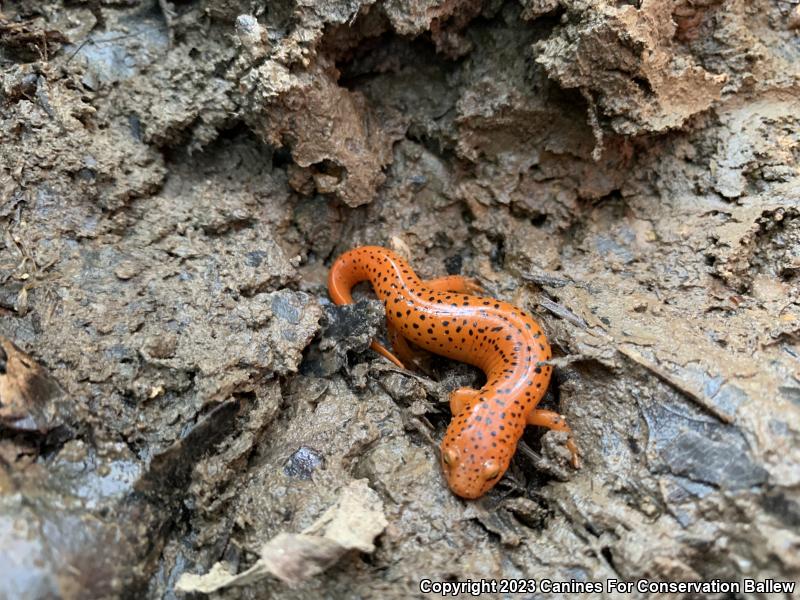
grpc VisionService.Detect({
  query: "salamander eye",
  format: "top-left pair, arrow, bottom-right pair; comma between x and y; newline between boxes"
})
442,448 -> 459,466
482,460 -> 500,480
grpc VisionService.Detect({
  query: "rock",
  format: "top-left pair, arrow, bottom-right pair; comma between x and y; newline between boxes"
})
302,299 -> 385,376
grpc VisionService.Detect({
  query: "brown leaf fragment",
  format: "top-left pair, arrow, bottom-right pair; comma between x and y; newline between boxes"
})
175,479 -> 387,593
0,337 -> 66,433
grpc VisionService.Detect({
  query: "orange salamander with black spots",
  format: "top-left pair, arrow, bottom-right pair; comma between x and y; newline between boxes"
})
328,246 -> 579,499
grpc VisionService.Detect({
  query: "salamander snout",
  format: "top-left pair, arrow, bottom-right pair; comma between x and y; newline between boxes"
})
440,433 -> 509,499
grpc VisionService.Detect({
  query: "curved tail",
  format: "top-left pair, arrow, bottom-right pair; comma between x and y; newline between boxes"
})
327,246 -> 406,368
327,248 -> 372,305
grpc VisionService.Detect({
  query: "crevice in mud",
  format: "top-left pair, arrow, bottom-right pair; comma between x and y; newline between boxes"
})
334,32 -> 421,89
0,426 -> 70,461
205,120 -> 268,149
488,233 -> 506,270
271,146 -> 294,169
134,400 -> 241,514
119,428 -> 146,462
600,546 -> 618,573
405,129 -> 461,165
241,380 -> 291,475
160,121 -> 268,168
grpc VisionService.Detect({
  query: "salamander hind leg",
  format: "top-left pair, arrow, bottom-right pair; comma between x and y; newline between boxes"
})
424,275 -> 484,296
526,409 -> 581,468
387,322 -> 429,372
450,387 -> 479,416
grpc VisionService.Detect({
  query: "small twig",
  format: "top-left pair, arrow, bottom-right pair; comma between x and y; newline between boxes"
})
519,270 -> 575,288
539,297 -> 589,329
539,295 -> 735,424
616,343 -> 734,424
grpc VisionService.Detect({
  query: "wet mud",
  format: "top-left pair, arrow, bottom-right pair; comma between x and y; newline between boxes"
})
1,0 -> 799,598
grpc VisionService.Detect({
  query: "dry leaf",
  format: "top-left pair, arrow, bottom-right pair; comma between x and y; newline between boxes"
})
0,337 -> 66,433
176,479 -> 387,594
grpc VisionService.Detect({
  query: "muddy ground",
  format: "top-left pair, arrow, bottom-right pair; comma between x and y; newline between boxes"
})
1,0 -> 799,598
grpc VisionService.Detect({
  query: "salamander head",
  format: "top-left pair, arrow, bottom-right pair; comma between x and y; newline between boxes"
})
440,420 -> 513,499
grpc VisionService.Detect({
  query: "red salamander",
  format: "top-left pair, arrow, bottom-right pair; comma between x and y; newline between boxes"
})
328,246 -> 579,499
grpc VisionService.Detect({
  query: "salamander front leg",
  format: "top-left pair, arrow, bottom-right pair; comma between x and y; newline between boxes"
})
526,409 -> 581,468
386,322 -> 429,372
450,387 -> 479,416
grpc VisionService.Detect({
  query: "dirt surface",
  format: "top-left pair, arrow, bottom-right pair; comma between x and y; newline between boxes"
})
1,0 -> 799,598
